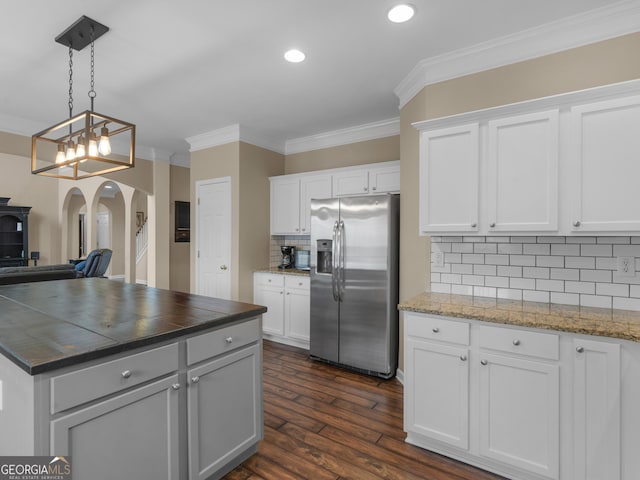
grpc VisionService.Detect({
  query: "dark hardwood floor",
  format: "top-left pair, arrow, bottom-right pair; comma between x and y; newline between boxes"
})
223,340 -> 507,480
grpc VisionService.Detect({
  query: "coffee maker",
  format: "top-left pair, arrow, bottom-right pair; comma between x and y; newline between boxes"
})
279,246 -> 296,269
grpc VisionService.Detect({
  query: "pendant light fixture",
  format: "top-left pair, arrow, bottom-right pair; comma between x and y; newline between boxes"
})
31,16 -> 135,180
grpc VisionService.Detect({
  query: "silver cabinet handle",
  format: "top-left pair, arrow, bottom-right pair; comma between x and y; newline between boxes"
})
432,327 -> 439,333
171,383 -> 180,391
460,355 -> 467,362
513,339 -> 521,346
573,221 -> 581,227
225,336 -> 233,344
121,370 -> 132,379
489,222 -> 496,228
220,265 -> 228,270
191,376 -> 200,384
480,360 -> 488,366
576,346 -> 584,353
471,223 -> 477,228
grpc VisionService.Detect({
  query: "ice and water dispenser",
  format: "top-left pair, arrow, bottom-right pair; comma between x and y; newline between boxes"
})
316,239 -> 332,274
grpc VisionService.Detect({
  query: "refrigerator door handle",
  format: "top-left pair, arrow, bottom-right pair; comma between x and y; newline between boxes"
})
338,220 -> 345,301
331,220 -> 339,301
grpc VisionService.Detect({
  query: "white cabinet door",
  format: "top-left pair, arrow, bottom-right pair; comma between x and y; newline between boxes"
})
284,278 -> 310,343
50,375 -> 180,480
187,344 -> 262,480
270,177 -> 301,234
419,124 -> 479,234
369,164 -> 400,193
333,170 -> 369,196
573,339 -> 621,480
570,95 -> 640,232
253,276 -> 285,336
478,353 -> 559,479
300,174 -> 332,234
487,110 -> 559,232
405,339 -> 469,450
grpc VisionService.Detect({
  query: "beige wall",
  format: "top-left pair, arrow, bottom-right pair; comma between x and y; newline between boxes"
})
398,32 -> 640,371
190,141 -> 284,302
285,135 -> 399,174
170,164 -> 190,292
0,132 -> 61,265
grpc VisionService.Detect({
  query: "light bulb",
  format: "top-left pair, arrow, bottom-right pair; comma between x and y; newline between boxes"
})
76,136 -> 86,159
55,144 -> 66,164
65,140 -> 76,161
388,4 -> 415,23
88,132 -> 98,157
98,127 -> 111,155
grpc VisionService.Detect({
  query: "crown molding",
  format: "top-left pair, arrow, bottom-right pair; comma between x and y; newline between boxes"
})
395,0 -> 640,109
284,117 -> 400,155
186,124 -> 285,154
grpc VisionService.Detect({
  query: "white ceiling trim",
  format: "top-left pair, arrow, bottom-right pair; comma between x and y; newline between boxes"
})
186,124 -> 285,154
284,117 -> 400,155
394,0 -> 640,109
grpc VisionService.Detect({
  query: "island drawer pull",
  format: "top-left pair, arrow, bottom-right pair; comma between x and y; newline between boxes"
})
225,337 -> 233,344
191,376 -> 200,384
576,346 -> 584,353
121,370 -> 132,379
432,327 -> 439,333
480,360 -> 488,366
513,339 -> 521,346
171,383 -> 181,391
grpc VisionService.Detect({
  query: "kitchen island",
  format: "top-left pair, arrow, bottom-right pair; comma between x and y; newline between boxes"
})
0,278 -> 266,480
400,292 -> 640,480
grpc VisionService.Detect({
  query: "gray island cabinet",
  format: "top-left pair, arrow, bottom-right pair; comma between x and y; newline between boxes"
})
0,279 -> 265,480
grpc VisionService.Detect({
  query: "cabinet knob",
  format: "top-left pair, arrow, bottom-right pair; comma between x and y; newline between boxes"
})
480,360 -> 488,366
302,228 -> 306,232
489,222 -> 496,228
121,370 -> 132,379
432,327 -> 439,333
471,223 -> 477,228
363,187 -> 368,192
295,228 -> 299,231
171,383 -> 180,391
220,265 -> 228,270
286,292 -> 290,295
576,346 -> 584,353
298,282 -> 303,286
268,279 -> 271,282
191,376 -> 200,384
460,355 -> 467,362
372,187 -> 377,191
225,336 -> 233,344
513,339 -> 521,346
573,221 -> 581,227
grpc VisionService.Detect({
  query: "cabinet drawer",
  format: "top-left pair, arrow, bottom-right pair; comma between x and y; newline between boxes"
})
255,273 -> 284,287
285,275 -> 309,289
406,313 -> 470,345
50,343 -> 179,414
478,325 -> 559,360
187,317 -> 260,366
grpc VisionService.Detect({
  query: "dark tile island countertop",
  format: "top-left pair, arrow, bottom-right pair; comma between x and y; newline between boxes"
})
0,278 -> 266,375
399,292 -> 640,342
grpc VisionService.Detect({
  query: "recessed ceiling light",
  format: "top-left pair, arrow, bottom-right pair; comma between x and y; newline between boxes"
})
387,4 -> 415,23
284,49 -> 306,63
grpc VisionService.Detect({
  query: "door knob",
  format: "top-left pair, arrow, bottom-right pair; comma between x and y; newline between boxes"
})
220,265 -> 228,270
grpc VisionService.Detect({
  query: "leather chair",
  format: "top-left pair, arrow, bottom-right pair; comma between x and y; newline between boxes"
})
78,249 -> 112,278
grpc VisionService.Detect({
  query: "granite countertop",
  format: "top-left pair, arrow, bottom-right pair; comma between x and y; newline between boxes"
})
254,267 -> 310,276
399,292 -> 640,342
0,278 -> 267,375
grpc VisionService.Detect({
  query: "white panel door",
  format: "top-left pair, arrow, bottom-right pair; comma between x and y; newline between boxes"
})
419,124 -> 479,234
479,353 -> 559,479
487,110 -> 559,232
270,178 -> 301,235
573,339 -> 621,480
299,174 -> 331,235
96,212 -> 110,249
570,95 -> 640,232
405,339 -> 469,450
196,178 -> 231,299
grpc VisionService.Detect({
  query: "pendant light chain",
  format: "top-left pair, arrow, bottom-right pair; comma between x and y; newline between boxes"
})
88,27 -> 96,112
67,45 -> 74,118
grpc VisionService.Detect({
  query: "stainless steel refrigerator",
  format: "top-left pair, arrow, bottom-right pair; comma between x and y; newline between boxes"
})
310,194 -> 399,379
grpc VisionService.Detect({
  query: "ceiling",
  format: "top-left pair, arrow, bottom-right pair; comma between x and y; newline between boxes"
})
0,1 -> 625,162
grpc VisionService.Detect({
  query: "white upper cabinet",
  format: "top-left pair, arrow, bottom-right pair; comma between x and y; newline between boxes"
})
569,95 -> 640,233
333,169 -> 370,196
270,177 -> 301,235
415,81 -> 640,236
487,110 -> 559,232
369,164 -> 401,194
299,175 -> 332,234
419,124 -> 479,234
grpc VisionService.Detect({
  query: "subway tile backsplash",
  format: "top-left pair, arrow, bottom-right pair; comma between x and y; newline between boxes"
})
431,236 -> 640,311
270,236 -> 311,268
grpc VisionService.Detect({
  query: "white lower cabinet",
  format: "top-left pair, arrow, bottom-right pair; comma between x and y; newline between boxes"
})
404,312 -> 625,480
254,273 -> 310,348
